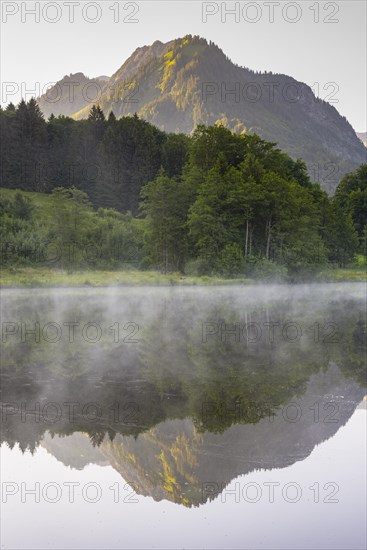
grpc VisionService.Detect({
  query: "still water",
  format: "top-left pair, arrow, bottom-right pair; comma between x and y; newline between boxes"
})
0,283 -> 366,549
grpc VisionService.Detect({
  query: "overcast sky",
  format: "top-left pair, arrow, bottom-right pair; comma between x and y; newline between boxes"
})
1,0 -> 366,131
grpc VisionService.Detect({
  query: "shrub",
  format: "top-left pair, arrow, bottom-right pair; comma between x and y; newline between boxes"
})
13,192 -> 33,219
251,258 -> 288,281
215,243 -> 245,277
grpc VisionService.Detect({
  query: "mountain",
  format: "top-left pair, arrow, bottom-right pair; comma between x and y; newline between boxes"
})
37,72 -> 110,119
36,35 -> 366,192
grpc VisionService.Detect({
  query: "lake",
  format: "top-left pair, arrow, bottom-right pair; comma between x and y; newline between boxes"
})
1,283 -> 366,549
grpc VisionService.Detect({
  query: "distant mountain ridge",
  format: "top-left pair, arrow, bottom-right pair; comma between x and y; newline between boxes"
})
38,72 -> 110,118
36,35 -> 366,192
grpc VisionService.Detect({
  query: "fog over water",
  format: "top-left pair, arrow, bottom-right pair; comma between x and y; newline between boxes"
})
1,283 -> 366,549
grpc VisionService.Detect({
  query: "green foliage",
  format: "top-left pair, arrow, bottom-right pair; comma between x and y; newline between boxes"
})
1,110 -> 365,278
88,104 -> 105,122
141,170 -> 190,272
323,202 -> 360,267
0,188 -> 145,269
185,128 -> 328,276
334,164 -> 367,251
0,102 -> 188,213
3,191 -> 34,219
249,258 -> 288,281
216,243 -> 245,276
355,254 -> 367,267
0,191 -> 48,266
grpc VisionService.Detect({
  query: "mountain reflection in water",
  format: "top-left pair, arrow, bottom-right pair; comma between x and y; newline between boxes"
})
1,283 -> 366,507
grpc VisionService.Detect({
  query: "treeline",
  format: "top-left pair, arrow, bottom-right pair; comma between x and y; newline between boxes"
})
0,100 -> 366,276
142,128 -> 366,275
0,100 -> 189,213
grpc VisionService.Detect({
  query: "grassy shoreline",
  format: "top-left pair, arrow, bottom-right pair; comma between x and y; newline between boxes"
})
0,267 -> 366,288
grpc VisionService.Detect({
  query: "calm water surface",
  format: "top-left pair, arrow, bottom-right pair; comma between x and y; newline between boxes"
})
1,283 -> 366,549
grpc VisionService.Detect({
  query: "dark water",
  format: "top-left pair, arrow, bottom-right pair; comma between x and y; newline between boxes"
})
1,283 -> 366,549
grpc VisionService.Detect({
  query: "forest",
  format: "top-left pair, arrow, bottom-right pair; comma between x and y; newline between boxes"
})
1,99 -> 366,278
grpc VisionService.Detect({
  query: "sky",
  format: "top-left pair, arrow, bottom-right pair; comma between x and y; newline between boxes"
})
1,0 -> 366,132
